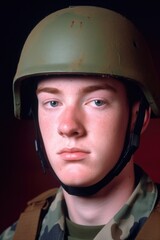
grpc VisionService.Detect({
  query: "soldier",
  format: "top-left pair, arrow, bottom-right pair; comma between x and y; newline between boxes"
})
1,5 -> 160,240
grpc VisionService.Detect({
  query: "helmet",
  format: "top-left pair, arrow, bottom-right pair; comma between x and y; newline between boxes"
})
13,6 -> 160,119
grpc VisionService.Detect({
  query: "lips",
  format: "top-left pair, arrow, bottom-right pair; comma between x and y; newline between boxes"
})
57,148 -> 90,161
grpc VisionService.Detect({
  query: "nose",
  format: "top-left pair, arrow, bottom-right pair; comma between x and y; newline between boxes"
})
58,106 -> 86,138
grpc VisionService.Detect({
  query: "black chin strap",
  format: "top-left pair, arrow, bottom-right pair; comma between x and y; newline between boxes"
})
33,96 -> 149,197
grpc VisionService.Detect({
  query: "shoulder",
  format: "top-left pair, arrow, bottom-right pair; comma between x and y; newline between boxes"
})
0,222 -> 17,240
0,188 -> 59,240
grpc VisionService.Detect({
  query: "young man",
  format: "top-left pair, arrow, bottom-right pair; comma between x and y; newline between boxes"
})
1,5 -> 160,240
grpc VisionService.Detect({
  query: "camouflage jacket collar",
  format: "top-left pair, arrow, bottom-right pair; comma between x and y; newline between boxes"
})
39,171 -> 158,240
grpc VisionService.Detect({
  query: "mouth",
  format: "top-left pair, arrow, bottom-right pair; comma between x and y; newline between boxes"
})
57,148 -> 90,161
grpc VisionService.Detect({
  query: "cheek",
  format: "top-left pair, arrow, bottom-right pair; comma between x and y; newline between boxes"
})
94,108 -> 129,157
39,117 -> 50,141
39,106 -> 58,138
93,110 -> 128,138
38,112 -> 57,155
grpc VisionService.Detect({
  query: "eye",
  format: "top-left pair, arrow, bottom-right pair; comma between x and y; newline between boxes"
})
93,99 -> 105,107
49,100 -> 59,107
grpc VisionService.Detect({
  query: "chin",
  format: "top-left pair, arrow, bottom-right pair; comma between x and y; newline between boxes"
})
59,176 -> 99,188
57,169 -> 102,187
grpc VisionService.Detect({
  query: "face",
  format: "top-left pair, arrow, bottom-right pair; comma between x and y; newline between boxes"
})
37,76 -> 130,187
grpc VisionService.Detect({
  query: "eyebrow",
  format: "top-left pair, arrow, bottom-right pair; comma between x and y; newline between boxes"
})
36,83 -> 117,95
36,87 -> 60,95
82,84 -> 117,94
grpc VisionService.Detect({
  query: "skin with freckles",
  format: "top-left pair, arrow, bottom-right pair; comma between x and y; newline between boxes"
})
37,76 -> 130,187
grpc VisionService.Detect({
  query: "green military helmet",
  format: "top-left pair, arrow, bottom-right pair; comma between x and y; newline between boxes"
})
13,6 -> 160,119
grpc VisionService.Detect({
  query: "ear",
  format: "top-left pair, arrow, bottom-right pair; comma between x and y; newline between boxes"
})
130,102 -> 151,134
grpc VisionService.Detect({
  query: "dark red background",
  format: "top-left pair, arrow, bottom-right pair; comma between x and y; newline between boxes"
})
1,0 -> 160,233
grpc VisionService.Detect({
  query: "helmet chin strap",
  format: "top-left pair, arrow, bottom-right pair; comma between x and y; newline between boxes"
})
33,96 -> 148,197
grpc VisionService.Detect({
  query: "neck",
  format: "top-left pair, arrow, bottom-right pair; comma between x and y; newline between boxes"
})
63,161 -> 135,226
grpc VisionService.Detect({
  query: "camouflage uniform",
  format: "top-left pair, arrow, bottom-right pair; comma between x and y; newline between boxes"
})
0,168 -> 158,240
